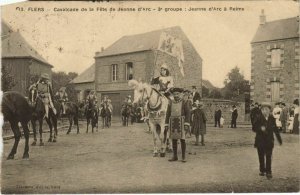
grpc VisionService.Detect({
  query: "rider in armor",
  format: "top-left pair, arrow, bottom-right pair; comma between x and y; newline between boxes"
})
35,73 -> 56,118
55,87 -> 68,114
151,63 -> 174,97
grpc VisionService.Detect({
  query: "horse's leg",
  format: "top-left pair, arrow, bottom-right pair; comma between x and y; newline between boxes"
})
21,121 -> 30,159
149,122 -> 158,157
31,120 -> 37,146
46,117 -> 53,143
74,115 -> 79,134
38,118 -> 44,146
7,120 -> 21,160
52,114 -> 58,143
67,116 -> 73,134
102,117 -> 105,129
160,123 -> 168,157
86,118 -> 89,133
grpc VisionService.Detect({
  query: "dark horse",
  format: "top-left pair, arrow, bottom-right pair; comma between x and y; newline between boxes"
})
56,99 -> 80,134
121,104 -> 131,126
2,91 -> 32,159
29,88 -> 58,145
99,103 -> 111,129
85,99 -> 98,133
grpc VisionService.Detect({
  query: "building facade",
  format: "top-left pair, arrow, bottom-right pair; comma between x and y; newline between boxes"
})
74,26 -> 203,116
1,22 -> 53,95
250,12 -> 300,105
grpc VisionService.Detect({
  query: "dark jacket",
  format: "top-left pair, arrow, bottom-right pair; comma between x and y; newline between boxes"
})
250,107 -> 261,125
232,109 -> 238,120
192,91 -> 201,103
253,113 -> 282,149
215,109 -> 222,119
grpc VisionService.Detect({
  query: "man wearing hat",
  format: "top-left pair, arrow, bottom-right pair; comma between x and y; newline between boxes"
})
55,87 -> 68,115
252,102 -> 282,179
35,73 -> 56,118
151,63 -> 174,96
165,87 -> 191,163
250,102 -> 261,131
191,86 -> 201,103
230,105 -> 238,128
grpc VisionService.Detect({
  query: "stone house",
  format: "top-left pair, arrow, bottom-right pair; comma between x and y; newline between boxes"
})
250,11 -> 299,105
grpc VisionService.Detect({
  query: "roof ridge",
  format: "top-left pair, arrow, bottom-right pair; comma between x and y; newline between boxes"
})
265,16 -> 298,24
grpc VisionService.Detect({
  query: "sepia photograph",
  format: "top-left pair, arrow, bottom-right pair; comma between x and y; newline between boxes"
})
1,0 -> 299,193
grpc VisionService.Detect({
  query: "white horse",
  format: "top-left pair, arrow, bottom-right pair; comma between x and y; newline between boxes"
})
128,80 -> 170,157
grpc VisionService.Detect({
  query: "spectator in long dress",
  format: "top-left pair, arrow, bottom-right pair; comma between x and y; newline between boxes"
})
191,100 -> 207,146
292,99 -> 299,134
280,102 -> 289,133
288,108 -> 294,133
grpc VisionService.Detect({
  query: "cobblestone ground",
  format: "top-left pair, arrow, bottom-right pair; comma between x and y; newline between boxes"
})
1,120 -> 299,193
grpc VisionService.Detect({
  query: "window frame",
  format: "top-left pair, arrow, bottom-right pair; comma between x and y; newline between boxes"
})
112,64 -> 118,81
270,48 -> 281,69
270,81 -> 280,102
125,62 -> 133,81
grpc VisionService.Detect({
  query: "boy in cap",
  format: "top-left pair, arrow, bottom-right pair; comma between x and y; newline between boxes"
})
166,87 -> 191,162
252,102 -> 282,179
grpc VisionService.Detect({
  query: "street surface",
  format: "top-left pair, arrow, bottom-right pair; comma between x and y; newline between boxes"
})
1,120 -> 299,193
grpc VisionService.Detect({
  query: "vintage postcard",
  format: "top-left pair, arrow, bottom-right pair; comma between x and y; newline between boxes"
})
1,0 -> 299,193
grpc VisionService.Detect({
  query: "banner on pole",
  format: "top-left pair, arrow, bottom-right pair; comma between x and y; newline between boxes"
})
158,32 -> 185,76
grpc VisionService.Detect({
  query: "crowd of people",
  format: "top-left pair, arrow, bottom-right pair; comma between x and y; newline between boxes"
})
250,100 -> 299,134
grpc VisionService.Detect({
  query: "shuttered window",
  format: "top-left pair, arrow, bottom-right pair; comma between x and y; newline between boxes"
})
271,82 -> 280,102
271,49 -> 281,68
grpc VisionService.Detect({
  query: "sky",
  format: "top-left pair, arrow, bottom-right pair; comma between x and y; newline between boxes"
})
1,1 -> 299,88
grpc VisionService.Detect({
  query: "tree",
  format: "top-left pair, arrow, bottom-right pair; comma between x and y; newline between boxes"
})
1,65 -> 16,92
52,71 -> 78,102
209,88 -> 223,99
223,66 -> 250,100
202,85 -> 210,98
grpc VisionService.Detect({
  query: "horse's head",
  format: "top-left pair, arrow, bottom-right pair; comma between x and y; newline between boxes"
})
128,80 -> 150,105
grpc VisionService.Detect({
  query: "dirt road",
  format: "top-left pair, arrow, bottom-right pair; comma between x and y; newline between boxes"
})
1,121 -> 299,193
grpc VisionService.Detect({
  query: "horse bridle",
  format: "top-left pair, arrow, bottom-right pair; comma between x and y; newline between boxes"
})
141,87 -> 162,111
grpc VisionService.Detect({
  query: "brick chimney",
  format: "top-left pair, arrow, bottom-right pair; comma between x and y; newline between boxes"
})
260,9 -> 266,25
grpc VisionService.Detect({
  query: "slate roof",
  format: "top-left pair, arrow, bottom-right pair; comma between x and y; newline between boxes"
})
95,26 -> 182,58
1,21 -> 53,67
202,79 -> 215,89
71,64 -> 95,84
252,17 -> 299,43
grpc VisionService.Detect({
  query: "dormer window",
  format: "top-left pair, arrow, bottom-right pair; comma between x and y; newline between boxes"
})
271,49 -> 281,68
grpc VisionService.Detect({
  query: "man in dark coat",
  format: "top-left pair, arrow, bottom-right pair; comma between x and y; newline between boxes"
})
252,102 -> 282,179
214,105 -> 222,127
191,86 -> 201,103
166,87 -> 191,163
231,105 -> 238,128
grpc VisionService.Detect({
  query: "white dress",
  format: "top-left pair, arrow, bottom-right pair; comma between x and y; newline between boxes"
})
273,107 -> 282,128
